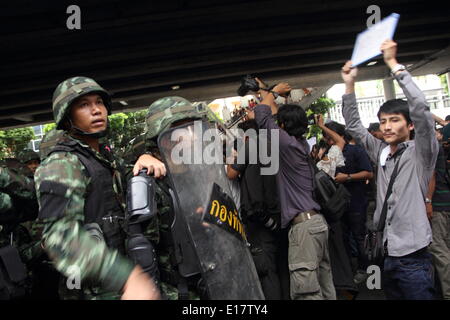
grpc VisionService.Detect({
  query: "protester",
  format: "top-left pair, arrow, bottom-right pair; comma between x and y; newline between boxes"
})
427,145 -> 450,299
341,40 -> 438,299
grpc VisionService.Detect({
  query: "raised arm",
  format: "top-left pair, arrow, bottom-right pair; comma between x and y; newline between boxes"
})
381,40 -> 439,168
340,61 -> 383,163
315,114 -> 346,150
431,113 -> 447,127
254,82 -> 293,148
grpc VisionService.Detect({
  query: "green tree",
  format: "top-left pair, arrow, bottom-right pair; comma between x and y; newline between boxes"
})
0,127 -> 36,159
108,113 -> 129,150
440,74 -> 449,95
108,109 -> 147,153
43,123 -> 57,133
306,97 -> 335,140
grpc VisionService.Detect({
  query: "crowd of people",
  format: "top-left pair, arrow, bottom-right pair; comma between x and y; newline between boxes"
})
0,40 -> 448,300
225,40 -> 448,300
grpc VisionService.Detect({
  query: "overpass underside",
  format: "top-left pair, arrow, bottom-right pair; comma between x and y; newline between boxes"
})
1,0 -> 449,129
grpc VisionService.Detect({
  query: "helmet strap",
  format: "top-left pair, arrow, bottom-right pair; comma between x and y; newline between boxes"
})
68,118 -> 109,139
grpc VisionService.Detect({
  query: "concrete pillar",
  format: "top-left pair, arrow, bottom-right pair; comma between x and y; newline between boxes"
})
383,78 -> 396,101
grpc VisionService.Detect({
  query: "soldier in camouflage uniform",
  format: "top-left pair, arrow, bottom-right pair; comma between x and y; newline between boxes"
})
34,76 -> 161,300
123,97 -> 264,300
18,150 -> 40,175
0,162 -> 42,298
123,97 -> 210,300
0,164 -> 36,242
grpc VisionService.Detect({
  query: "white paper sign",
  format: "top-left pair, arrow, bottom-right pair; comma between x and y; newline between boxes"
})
351,13 -> 400,67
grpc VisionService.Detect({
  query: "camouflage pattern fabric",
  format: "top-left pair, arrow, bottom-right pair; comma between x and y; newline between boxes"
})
34,134 -> 134,299
0,166 -> 36,201
17,150 -> 40,164
52,77 -> 112,129
123,127 -> 200,300
145,96 -> 207,140
1,164 -> 43,297
39,129 -> 65,161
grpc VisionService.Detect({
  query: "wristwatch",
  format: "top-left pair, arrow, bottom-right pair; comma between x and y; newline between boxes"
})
270,91 -> 280,99
346,174 -> 352,182
390,64 -> 406,76
425,198 -> 432,204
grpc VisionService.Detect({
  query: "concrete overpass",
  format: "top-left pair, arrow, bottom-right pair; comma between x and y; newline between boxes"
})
1,0 -> 450,128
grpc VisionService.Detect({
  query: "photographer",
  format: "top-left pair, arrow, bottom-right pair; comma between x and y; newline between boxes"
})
253,82 -> 336,300
226,118 -> 284,300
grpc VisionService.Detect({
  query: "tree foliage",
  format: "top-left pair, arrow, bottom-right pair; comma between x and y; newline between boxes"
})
440,74 -> 449,95
0,127 -> 36,159
306,96 -> 335,139
44,123 -> 57,133
108,109 -> 147,152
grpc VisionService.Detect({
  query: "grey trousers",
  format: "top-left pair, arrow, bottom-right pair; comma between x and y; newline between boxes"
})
288,213 -> 336,300
429,210 -> 450,300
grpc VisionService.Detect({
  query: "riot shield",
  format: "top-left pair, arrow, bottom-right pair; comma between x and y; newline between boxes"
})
157,120 -> 264,300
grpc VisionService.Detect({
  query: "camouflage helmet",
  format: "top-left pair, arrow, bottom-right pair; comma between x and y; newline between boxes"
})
145,96 -> 207,139
52,76 -> 112,129
18,149 -> 40,164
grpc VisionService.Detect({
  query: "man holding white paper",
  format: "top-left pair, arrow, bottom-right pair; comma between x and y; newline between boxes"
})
341,40 -> 438,300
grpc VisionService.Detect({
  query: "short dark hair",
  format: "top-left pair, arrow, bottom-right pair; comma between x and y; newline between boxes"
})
324,121 -> 346,137
445,115 -> 450,121
277,104 -> 308,138
344,130 -> 354,143
377,99 -> 411,124
368,122 -> 380,132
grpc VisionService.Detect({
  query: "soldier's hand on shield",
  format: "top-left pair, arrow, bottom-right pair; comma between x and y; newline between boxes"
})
121,265 -> 161,300
134,154 -> 166,178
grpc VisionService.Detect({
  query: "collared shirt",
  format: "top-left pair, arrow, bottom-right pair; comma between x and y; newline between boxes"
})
254,104 -> 320,229
342,71 -> 438,257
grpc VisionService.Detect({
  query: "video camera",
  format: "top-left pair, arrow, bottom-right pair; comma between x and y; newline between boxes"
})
237,75 -> 275,97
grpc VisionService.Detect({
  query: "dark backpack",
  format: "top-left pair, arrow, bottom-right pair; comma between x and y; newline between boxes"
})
307,156 -> 351,223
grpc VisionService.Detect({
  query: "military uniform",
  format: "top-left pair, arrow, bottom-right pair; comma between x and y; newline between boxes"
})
34,77 -> 136,299
122,97 -> 219,299
123,137 -> 200,300
123,97 -> 264,300
0,164 -> 38,252
0,164 -> 40,299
